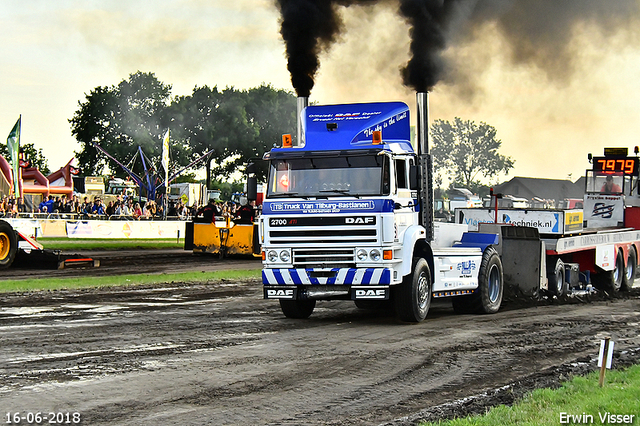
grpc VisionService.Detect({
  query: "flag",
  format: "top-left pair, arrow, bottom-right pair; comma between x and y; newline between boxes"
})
6,116 -> 21,198
161,129 -> 170,173
161,129 -> 170,193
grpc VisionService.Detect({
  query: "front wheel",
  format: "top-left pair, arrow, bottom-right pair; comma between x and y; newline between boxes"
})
0,220 -> 17,269
279,299 -> 316,319
395,258 -> 431,322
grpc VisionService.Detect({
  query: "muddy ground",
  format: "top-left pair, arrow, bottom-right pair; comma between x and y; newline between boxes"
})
0,251 -> 639,425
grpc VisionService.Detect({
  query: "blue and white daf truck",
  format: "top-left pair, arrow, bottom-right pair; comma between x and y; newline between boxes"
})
259,93 -> 507,322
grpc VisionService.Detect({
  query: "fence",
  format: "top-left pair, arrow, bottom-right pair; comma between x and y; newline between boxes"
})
3,217 -> 187,239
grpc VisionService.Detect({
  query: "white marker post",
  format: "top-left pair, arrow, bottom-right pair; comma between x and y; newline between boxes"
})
597,337 -> 614,387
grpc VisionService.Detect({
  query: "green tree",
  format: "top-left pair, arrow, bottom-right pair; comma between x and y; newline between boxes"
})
0,143 -> 50,175
71,75 -> 297,189
169,85 -> 259,189
244,84 -> 297,181
69,72 -> 183,186
430,117 -> 514,190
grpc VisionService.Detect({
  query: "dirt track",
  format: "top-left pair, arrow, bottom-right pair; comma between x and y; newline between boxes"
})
1,251 -> 639,425
0,249 -> 263,279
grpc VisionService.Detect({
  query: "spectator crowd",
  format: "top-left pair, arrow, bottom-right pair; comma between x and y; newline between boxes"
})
0,193 -> 258,223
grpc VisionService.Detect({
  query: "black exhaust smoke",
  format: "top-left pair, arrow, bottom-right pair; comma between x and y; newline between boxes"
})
275,0 -> 344,97
276,0 -> 459,96
276,0 -> 640,97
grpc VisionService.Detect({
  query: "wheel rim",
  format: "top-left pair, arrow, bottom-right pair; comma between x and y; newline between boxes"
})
0,232 -> 9,260
626,253 -> 634,281
555,269 -> 564,293
488,264 -> 501,303
613,253 -> 623,290
417,271 -> 429,310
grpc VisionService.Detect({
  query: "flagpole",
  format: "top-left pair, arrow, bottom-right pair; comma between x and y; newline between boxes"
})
162,129 -> 170,219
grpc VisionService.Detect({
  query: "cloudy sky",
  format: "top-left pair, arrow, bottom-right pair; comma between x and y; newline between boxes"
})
2,0 -> 640,185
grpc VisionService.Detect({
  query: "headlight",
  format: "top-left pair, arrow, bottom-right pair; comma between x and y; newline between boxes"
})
369,249 -> 381,261
267,250 -> 278,262
279,250 -> 291,262
357,249 -> 368,261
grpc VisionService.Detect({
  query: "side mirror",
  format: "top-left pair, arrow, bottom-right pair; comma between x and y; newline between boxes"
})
409,165 -> 419,190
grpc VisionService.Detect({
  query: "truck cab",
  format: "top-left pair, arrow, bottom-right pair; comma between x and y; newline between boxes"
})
584,147 -> 640,229
260,98 -> 504,321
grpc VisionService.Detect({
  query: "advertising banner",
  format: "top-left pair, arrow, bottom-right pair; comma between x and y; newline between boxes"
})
583,195 -> 624,229
66,220 -> 186,239
455,208 -> 583,235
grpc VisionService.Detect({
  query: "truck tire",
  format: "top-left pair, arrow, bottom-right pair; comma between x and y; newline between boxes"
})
0,220 -> 17,269
547,258 -> 566,297
451,247 -> 503,314
622,247 -> 636,291
476,246 -> 504,314
395,257 -> 431,322
279,299 -> 316,319
593,250 -> 624,293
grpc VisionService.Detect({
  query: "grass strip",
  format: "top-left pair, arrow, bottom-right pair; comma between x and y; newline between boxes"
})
36,238 -> 185,251
421,364 -> 640,426
0,269 -> 262,293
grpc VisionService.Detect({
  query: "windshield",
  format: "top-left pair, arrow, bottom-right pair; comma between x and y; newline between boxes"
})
267,155 -> 389,198
585,171 -> 630,195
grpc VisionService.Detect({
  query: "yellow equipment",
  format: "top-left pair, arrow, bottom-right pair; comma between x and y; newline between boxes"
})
185,218 -> 260,258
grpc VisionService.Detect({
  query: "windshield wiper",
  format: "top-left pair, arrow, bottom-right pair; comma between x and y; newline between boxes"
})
318,189 -> 360,198
271,192 -> 299,197
270,192 -> 311,200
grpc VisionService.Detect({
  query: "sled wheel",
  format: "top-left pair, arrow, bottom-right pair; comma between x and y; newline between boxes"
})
593,250 -> 624,293
622,247 -> 636,291
547,258 -> 566,297
477,246 -> 504,314
279,299 -> 316,319
0,221 -> 17,269
395,257 -> 431,322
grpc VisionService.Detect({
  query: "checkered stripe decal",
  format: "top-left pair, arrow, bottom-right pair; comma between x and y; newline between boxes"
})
263,268 -> 391,285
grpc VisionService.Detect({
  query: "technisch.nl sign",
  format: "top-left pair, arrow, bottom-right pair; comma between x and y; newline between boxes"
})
455,209 -> 583,235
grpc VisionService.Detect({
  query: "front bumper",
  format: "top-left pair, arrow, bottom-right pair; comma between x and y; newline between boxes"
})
262,267 -> 391,285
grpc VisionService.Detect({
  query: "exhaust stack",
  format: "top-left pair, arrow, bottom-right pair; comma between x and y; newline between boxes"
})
296,97 -> 309,146
416,92 -> 433,240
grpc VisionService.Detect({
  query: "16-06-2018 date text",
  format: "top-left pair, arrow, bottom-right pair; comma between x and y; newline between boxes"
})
5,412 -> 81,424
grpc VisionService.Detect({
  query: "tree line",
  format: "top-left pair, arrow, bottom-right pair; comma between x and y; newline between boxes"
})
69,71 -> 513,198
70,71 -> 297,191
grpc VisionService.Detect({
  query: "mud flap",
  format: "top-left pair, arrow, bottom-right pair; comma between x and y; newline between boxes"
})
498,226 -> 544,301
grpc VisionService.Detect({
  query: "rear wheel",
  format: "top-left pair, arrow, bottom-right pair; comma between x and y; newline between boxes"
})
395,258 -> 431,322
452,247 -> 503,314
622,247 -> 636,291
279,299 -> 316,319
477,247 -> 504,314
0,221 -> 17,269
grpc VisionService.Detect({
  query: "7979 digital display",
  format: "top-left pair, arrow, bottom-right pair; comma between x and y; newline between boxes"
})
593,157 -> 639,175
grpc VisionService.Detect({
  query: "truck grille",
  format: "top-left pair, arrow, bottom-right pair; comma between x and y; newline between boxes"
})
266,216 -> 380,267
269,229 -> 376,244
293,248 -> 355,267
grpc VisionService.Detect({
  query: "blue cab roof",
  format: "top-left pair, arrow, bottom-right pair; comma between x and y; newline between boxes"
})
269,101 -> 414,157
